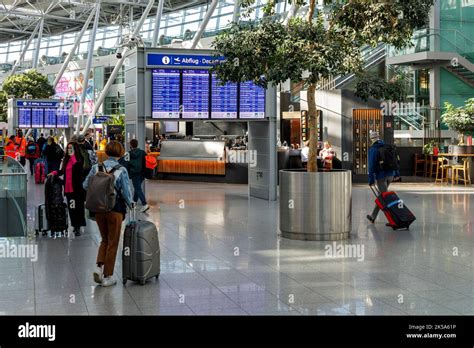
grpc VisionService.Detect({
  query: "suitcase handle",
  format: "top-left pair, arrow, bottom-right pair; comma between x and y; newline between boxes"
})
128,204 -> 137,223
369,184 -> 381,197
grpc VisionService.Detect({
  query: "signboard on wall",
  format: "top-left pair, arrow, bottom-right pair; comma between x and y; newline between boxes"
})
14,100 -> 70,129
55,70 -> 94,115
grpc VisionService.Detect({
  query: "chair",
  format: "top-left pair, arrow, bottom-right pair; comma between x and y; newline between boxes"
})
434,156 -> 452,184
413,153 -> 426,176
425,155 -> 437,178
452,158 -> 471,186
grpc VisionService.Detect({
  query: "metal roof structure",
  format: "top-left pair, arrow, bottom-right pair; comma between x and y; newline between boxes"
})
0,0 -> 209,43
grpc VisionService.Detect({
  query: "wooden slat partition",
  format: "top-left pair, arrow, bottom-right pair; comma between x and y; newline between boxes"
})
158,159 -> 226,175
353,109 -> 383,175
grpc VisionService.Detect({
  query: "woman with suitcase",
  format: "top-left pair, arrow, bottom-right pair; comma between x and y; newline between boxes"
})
50,141 -> 86,236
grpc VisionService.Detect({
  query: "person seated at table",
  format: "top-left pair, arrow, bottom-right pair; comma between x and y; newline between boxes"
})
300,141 -> 309,168
319,141 -> 336,169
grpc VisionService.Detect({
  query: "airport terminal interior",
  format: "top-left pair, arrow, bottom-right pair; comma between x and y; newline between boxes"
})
1,0 -> 474,316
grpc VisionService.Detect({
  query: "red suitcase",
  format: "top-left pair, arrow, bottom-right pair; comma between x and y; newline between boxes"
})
370,185 -> 416,230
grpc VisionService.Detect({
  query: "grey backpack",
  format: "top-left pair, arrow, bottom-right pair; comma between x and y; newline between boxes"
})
85,164 -> 121,213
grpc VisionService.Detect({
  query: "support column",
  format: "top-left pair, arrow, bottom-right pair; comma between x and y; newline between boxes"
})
32,18 -> 44,69
190,0 -> 218,49
81,0 -> 155,135
152,0 -> 164,46
232,0 -> 240,23
76,1 -> 101,135
9,21 -> 40,76
53,4 -> 98,88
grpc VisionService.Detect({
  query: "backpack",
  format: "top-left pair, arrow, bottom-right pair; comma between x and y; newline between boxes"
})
78,145 -> 91,171
377,144 -> 399,172
27,143 -> 36,155
85,164 -> 122,213
54,144 -> 64,160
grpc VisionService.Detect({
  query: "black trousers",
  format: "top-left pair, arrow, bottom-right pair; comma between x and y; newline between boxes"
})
65,192 -> 86,228
28,158 -> 35,175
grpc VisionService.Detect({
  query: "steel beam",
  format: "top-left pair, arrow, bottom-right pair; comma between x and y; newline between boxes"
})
81,0 -> 155,135
232,0 -> 240,23
190,0 -> 218,49
152,0 -> 164,46
32,17 -> 44,69
8,20 -> 40,76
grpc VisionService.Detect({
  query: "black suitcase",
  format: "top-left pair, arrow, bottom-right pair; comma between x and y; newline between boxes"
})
48,203 -> 69,236
371,185 -> 416,230
122,208 -> 160,285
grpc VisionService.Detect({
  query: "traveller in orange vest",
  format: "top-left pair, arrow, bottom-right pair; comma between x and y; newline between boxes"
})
5,135 -> 18,160
15,129 -> 27,166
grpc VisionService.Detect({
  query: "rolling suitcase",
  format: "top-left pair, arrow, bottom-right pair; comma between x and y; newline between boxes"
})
48,203 -> 69,237
370,185 -> 416,230
34,159 -> 46,184
35,203 -> 49,236
122,208 -> 160,285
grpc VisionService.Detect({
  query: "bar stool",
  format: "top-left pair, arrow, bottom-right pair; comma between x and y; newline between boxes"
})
426,155 -> 438,178
452,158 -> 471,186
435,156 -> 452,184
413,153 -> 426,176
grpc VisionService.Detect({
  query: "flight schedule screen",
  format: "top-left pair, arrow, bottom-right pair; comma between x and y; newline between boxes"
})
57,109 -> 69,128
18,108 -> 31,128
152,69 -> 180,119
44,108 -> 57,128
211,74 -> 237,119
239,81 -> 265,119
31,108 -> 44,128
182,69 -> 209,119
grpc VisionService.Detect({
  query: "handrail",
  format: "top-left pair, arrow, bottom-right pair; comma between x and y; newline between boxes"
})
5,189 -> 27,237
0,156 -> 27,176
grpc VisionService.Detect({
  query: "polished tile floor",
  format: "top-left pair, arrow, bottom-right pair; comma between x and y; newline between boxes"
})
1,178 -> 473,315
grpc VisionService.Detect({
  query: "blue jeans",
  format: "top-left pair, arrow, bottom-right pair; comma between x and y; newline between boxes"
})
131,175 -> 147,205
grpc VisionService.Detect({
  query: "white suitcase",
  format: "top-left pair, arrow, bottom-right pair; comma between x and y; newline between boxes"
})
35,203 -> 49,236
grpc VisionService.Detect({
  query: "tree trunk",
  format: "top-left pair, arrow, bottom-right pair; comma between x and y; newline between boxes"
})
307,83 -> 318,172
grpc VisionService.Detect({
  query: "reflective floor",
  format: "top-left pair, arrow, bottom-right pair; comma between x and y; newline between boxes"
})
1,178 -> 474,315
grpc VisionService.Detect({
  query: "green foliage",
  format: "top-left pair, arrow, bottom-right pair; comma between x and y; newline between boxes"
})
105,114 -> 125,127
441,99 -> 474,134
0,70 -> 55,122
423,140 -> 438,155
354,72 -> 408,102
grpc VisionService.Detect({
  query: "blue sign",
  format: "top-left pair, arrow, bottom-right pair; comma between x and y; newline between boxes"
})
147,53 -> 225,68
93,116 -> 110,124
152,69 -> 181,119
16,100 -> 62,107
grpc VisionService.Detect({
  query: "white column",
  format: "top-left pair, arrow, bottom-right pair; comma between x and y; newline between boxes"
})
9,21 -> 40,76
152,0 -> 165,46
232,0 -> 240,23
32,18 -> 44,69
190,0 -> 218,49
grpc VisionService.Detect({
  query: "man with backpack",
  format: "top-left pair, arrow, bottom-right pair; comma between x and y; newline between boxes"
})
77,134 -> 96,178
25,137 -> 40,176
367,131 -> 400,223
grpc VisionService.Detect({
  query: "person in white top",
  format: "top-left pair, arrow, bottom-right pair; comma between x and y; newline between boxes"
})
319,141 -> 335,160
300,141 -> 309,166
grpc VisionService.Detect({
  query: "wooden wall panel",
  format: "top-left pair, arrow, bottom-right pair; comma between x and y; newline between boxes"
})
353,109 -> 383,175
158,160 -> 226,175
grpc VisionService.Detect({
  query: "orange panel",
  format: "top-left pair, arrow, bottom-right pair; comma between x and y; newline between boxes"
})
158,160 -> 226,175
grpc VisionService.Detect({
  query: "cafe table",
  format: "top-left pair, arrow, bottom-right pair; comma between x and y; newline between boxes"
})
438,153 -> 474,185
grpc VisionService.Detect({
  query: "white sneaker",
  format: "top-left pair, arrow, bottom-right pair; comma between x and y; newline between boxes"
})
141,204 -> 150,213
101,276 -> 117,287
93,266 -> 103,284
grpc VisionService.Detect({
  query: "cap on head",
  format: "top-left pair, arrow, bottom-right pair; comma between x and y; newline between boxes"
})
369,130 -> 380,143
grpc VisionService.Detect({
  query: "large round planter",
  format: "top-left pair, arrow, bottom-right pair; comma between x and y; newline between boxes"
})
452,145 -> 474,155
279,169 -> 352,241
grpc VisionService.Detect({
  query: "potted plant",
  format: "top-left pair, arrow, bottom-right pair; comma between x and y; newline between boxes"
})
423,140 -> 438,155
441,99 -> 474,149
212,0 -> 434,240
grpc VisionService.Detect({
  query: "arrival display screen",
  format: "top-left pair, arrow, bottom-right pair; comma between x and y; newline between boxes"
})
151,69 -> 180,119
239,81 -> 265,119
182,69 -> 209,119
31,108 -> 44,128
56,109 -> 69,128
211,74 -> 237,119
18,108 -> 32,128
44,108 -> 57,128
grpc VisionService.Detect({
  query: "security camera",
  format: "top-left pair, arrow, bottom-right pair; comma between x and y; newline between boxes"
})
116,52 -> 122,59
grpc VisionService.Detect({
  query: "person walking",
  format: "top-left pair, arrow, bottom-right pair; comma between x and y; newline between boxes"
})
50,142 -> 86,236
25,137 -> 40,176
367,131 -> 400,223
37,133 -> 47,154
77,134 -> 95,178
83,141 -> 133,287
122,139 -> 149,213
5,135 -> 18,160
14,129 -> 27,166
44,137 -> 64,174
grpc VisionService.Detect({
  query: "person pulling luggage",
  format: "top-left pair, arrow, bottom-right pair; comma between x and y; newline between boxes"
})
367,131 -> 400,223
44,137 -> 64,174
83,141 -> 134,287
25,137 -> 40,176
50,141 -> 86,236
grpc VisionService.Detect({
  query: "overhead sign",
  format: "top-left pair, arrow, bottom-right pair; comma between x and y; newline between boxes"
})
16,100 -> 63,107
147,53 -> 225,68
93,116 -> 110,124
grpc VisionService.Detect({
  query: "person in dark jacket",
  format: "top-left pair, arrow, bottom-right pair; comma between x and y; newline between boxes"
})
25,137 -> 40,176
51,141 -> 86,236
36,133 -> 47,154
367,131 -> 400,223
123,139 -> 149,213
43,137 -> 64,174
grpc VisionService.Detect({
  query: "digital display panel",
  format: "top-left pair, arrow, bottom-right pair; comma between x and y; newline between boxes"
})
152,69 -> 180,119
44,108 -> 57,128
31,108 -> 44,128
18,108 -> 31,128
182,69 -> 209,119
57,109 -> 69,128
164,121 -> 179,133
239,81 -> 265,119
211,74 -> 237,119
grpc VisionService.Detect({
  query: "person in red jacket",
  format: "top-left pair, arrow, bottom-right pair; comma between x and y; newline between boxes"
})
25,137 -> 40,176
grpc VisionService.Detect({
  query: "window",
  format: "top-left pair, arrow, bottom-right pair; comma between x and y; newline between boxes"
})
104,66 -> 124,85
104,95 -> 125,115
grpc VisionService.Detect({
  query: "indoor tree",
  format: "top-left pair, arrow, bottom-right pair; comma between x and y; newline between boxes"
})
441,99 -> 474,145
0,70 -> 55,122
212,0 -> 434,172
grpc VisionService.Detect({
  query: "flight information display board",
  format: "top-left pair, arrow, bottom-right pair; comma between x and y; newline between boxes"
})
239,81 -> 265,119
152,69 -> 180,119
57,109 -> 69,128
182,69 -> 209,119
211,74 -> 237,119
44,108 -> 57,128
31,108 -> 44,128
18,108 -> 31,128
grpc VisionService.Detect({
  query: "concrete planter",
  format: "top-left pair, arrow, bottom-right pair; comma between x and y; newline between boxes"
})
279,169 -> 352,241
